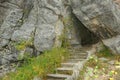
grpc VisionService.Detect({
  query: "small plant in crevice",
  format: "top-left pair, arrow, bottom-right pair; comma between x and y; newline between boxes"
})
11,38 -> 34,60
13,37 -> 34,51
59,33 -> 70,48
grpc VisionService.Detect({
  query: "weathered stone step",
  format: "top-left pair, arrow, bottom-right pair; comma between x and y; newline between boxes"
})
66,59 -> 85,63
57,67 -> 73,71
69,51 -> 83,54
69,55 -> 87,59
56,67 -> 73,75
69,49 -> 85,52
47,74 -> 70,80
61,63 -> 76,67
70,54 -> 87,57
70,53 -> 88,56
45,78 -> 65,80
72,49 -> 87,52
46,45 -> 95,80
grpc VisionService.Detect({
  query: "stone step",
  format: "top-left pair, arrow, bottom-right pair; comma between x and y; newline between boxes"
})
69,55 -> 87,59
70,51 -> 87,54
69,49 -> 86,52
45,78 -> 65,80
69,45 -> 91,50
69,49 -> 85,52
57,67 -> 73,71
56,67 -> 73,75
72,49 -> 87,52
61,63 -> 76,67
70,53 -> 88,56
70,54 -> 87,57
45,45 -> 93,80
47,74 -> 70,80
66,59 -> 85,63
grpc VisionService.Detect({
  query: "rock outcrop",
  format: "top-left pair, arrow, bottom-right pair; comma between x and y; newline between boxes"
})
1,0 -> 120,76
71,0 -> 120,54
0,0 -> 90,73
0,0 -> 65,73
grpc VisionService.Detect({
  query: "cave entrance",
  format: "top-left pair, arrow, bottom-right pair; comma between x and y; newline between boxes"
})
68,14 -> 99,47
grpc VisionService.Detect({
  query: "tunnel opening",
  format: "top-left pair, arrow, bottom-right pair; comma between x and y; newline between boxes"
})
70,14 -> 100,46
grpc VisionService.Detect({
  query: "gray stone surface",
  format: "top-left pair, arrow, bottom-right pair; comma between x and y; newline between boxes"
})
34,24 -> 55,51
99,57 -> 109,62
11,7 -> 36,41
54,20 -> 64,47
71,0 -> 120,54
0,9 -> 23,39
71,0 -> 120,39
103,35 -> 120,54
0,0 -> 65,75
0,0 -> 66,67
108,60 -> 115,65
0,39 -> 9,48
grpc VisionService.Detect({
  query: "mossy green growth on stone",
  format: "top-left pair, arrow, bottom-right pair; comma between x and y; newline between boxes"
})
14,38 -> 33,51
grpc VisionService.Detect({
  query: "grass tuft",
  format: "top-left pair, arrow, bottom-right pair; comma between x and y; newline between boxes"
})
2,48 -> 69,80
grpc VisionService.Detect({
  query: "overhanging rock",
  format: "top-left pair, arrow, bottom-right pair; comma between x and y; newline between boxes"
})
71,0 -> 120,54
71,0 -> 120,39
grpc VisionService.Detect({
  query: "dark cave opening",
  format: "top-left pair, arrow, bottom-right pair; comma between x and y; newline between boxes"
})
72,14 -> 100,46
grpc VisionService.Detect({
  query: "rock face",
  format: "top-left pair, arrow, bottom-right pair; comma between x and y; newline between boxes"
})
0,0 -> 66,73
71,0 -> 120,39
71,0 -> 120,54
1,0 -> 120,76
0,0 -> 89,73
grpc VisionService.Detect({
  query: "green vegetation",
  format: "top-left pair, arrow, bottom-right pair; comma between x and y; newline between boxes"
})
96,46 -> 113,58
14,38 -> 33,51
78,66 -> 86,80
86,56 -> 104,69
59,32 -> 70,48
2,48 -> 69,80
96,46 -> 120,60
78,46 -> 120,80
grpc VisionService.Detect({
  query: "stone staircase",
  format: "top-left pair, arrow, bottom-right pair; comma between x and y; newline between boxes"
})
46,45 -> 96,80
